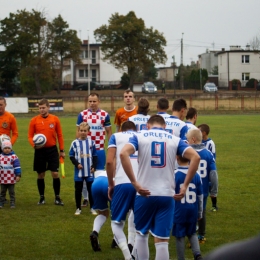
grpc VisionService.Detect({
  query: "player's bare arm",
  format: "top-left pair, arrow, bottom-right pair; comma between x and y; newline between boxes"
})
120,144 -> 150,197
105,126 -> 112,142
106,147 -> 116,200
174,147 -> 200,200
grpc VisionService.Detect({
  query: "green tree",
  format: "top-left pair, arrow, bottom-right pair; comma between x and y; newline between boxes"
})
94,11 -> 167,90
120,73 -> 130,88
210,66 -> 218,75
49,15 -> 81,94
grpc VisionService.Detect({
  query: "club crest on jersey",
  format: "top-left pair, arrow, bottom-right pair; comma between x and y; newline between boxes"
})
49,123 -> 54,128
2,122 -> 8,128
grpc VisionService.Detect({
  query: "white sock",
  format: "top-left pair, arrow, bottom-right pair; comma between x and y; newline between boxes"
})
155,242 -> 169,260
128,210 -> 136,246
93,215 -> 106,233
82,181 -> 88,200
111,222 -> 131,259
133,233 -> 149,260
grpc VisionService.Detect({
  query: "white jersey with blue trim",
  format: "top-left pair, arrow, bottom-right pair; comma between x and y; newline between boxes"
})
157,112 -> 171,121
108,131 -> 138,185
128,114 -> 150,131
202,138 -> 216,159
186,121 -> 198,132
128,127 -> 190,196
164,115 -> 188,140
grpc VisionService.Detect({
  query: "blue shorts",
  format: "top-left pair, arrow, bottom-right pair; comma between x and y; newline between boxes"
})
134,195 -> 175,239
172,222 -> 197,238
111,183 -> 136,223
96,150 -> 106,170
91,176 -> 109,211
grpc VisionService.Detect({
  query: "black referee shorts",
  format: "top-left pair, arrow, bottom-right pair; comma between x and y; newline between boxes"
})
34,146 -> 59,174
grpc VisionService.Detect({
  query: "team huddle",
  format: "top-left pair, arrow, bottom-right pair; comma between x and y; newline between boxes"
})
0,92 -> 218,260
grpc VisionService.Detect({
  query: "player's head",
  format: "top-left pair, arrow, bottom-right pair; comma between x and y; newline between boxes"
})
137,98 -> 149,115
123,89 -> 135,107
197,123 -> 210,138
176,155 -> 190,166
0,96 -> 7,115
157,98 -> 169,111
186,107 -> 198,124
78,122 -> 90,140
186,129 -> 202,144
121,121 -> 136,132
88,93 -> 100,112
172,98 -> 187,120
147,114 -> 166,129
38,99 -> 50,117
1,140 -> 12,154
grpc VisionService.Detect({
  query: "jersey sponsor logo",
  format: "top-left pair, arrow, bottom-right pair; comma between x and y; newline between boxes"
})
91,126 -> 103,130
133,117 -> 148,122
80,153 -> 91,158
2,122 -> 8,128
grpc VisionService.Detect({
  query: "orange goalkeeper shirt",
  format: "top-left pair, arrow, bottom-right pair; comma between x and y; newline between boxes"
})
114,106 -> 138,129
0,111 -> 18,145
28,114 -> 64,150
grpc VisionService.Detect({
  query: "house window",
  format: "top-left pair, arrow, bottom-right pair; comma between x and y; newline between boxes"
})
79,70 -> 84,78
79,51 -> 84,59
242,55 -> 249,64
92,69 -> 96,82
92,50 -> 96,64
85,70 -> 88,78
242,73 -> 250,81
85,50 -> 88,59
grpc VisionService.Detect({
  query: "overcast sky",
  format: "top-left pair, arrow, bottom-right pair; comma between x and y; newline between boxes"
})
1,0 -> 259,67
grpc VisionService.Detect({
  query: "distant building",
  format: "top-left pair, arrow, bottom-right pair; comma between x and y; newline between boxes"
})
156,62 -> 178,81
216,45 -> 260,87
62,40 -> 122,87
198,49 -> 219,73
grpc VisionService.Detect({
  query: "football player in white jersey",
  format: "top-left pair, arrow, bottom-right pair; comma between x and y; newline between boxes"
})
186,107 -> 199,132
165,98 -> 188,140
107,121 -> 138,260
120,115 -> 200,260
156,98 -> 171,121
128,98 -> 150,131
197,123 -> 218,211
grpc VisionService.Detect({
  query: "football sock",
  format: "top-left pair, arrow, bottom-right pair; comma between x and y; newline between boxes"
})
82,180 -> 89,200
211,197 -> 217,207
53,178 -> 60,196
111,222 -> 131,259
37,179 -> 45,196
134,233 -> 149,260
128,210 -> 136,246
155,242 -> 169,260
93,215 -> 107,233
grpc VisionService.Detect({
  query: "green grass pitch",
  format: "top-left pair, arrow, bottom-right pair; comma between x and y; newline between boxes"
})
0,114 -> 260,259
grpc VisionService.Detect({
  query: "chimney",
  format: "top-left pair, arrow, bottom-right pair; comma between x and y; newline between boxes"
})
83,40 -> 88,45
221,48 -> 225,51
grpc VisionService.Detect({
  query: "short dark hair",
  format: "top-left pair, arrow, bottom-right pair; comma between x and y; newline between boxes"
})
186,107 -> 197,120
157,98 -> 169,110
121,121 -> 136,132
197,123 -> 210,135
89,93 -> 100,99
137,98 -> 149,115
172,98 -> 187,111
38,99 -> 49,106
147,114 -> 166,126
124,89 -> 135,98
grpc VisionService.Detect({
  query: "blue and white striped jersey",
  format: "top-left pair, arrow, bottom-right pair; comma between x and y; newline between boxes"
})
69,138 -> 97,181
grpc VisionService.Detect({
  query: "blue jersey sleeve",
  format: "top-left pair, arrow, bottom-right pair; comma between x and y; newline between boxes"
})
180,125 -> 188,140
76,113 -> 83,126
128,134 -> 138,151
104,113 -> 111,127
107,134 -> 116,148
176,139 -> 189,156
